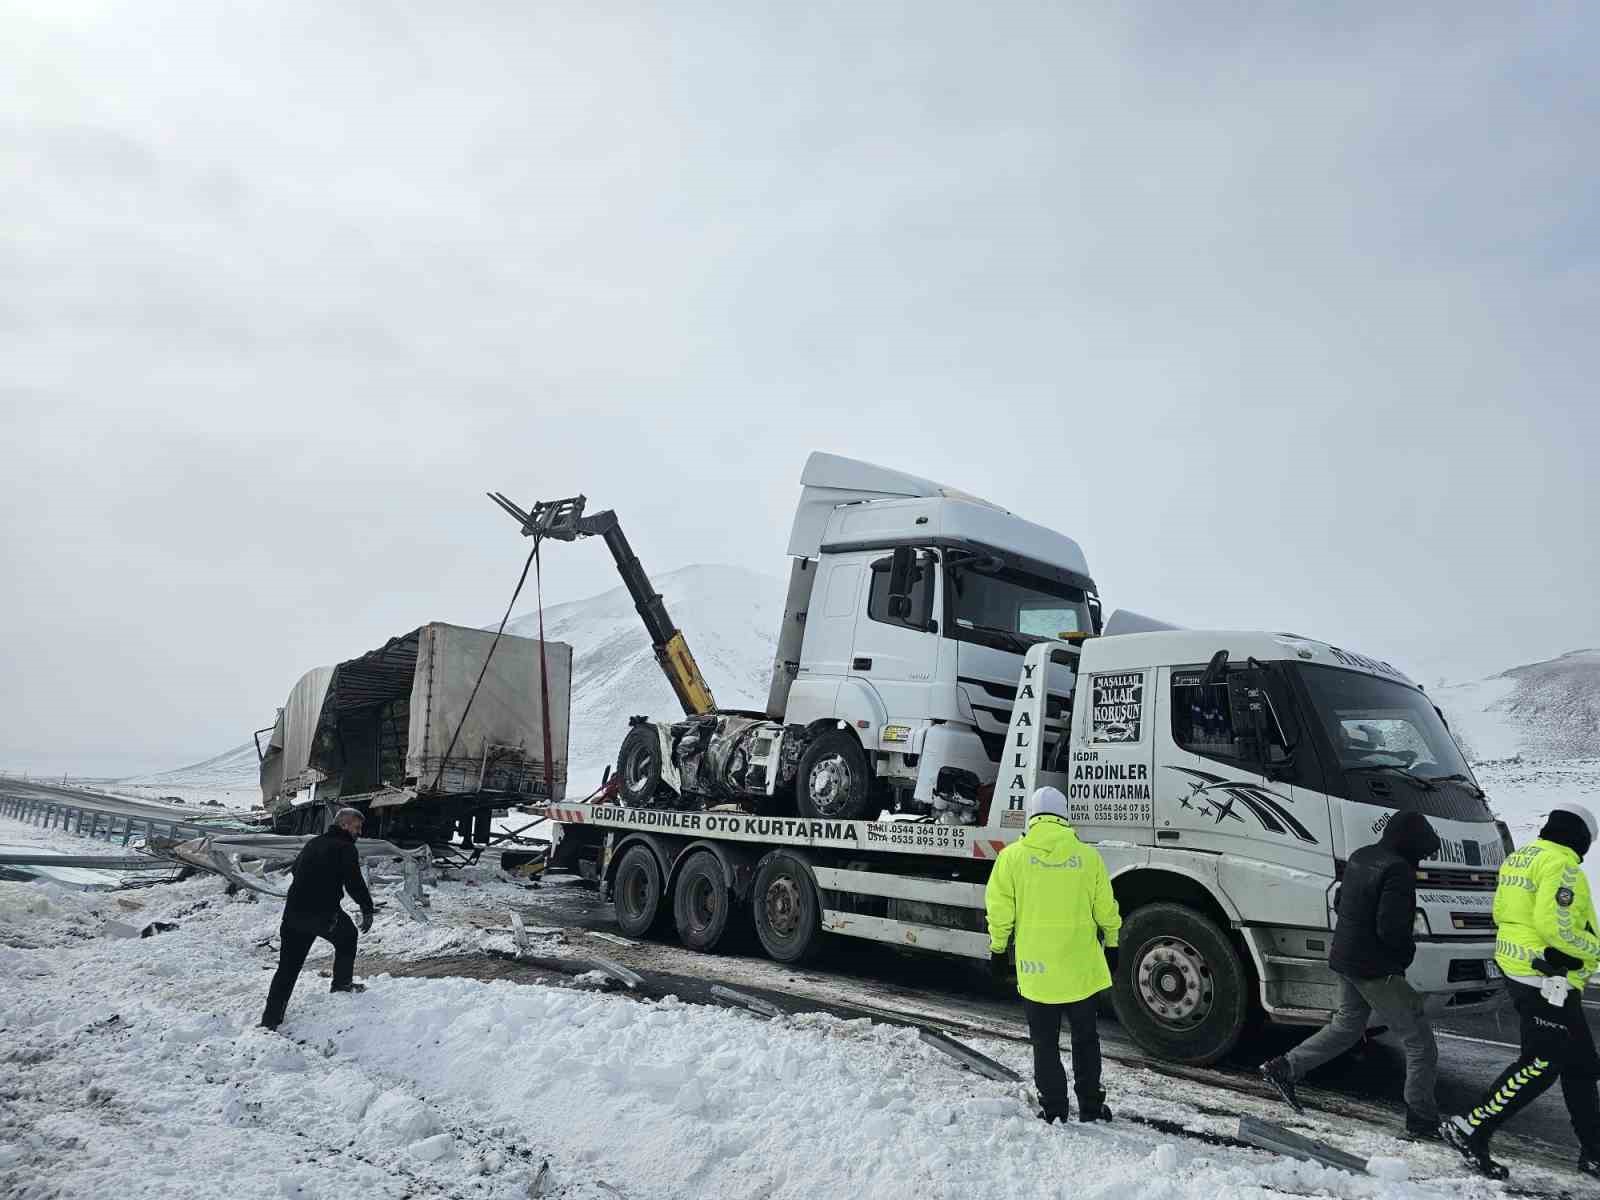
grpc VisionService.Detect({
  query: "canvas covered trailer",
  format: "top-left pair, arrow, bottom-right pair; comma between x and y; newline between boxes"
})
259,622 -> 572,841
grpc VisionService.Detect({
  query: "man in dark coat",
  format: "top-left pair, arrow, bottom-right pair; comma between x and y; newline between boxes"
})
259,807 -> 375,1030
1261,809 -> 1442,1137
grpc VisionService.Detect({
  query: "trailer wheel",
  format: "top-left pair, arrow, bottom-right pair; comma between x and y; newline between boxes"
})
1111,902 -> 1249,1066
795,731 -> 871,821
613,844 -> 666,938
673,850 -> 737,952
616,725 -> 663,806
752,852 -> 822,964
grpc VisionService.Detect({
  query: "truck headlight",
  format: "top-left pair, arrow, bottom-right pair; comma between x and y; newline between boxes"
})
1414,910 -> 1430,936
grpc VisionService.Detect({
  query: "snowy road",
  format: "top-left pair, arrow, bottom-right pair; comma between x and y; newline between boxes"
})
457,873 -> 1600,1169
1,860 -> 1573,1200
4,808 -> 1599,1197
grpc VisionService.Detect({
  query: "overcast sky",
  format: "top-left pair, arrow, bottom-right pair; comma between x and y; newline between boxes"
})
3,2 -> 1596,776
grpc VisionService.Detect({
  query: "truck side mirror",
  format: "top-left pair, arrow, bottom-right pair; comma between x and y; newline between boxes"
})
887,546 -> 914,619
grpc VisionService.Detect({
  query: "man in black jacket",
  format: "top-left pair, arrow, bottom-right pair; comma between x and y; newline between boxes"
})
1261,809 -> 1443,1137
259,807 -> 375,1030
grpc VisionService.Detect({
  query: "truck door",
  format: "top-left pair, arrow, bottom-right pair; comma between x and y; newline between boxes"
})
851,549 -> 939,725
787,555 -> 868,724
1067,666 -> 1157,846
1156,664 -> 1332,874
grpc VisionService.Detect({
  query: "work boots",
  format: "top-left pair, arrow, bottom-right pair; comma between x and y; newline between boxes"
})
1403,1107 -> 1441,1141
1260,1057 -> 1303,1114
1440,1116 -> 1508,1180
1077,1089 -> 1113,1123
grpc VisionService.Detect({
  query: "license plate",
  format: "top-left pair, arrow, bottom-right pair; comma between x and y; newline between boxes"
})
1484,961 -> 1502,980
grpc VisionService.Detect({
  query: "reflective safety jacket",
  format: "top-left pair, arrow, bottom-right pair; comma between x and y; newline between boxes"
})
1492,837 -> 1600,988
985,815 -> 1121,1004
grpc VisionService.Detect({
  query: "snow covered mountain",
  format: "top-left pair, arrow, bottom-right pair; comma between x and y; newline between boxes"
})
1436,649 -> 1600,763
504,563 -> 783,791
1435,650 -> 1600,889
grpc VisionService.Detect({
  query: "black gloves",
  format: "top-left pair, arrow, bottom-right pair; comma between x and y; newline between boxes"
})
1104,945 -> 1119,973
1536,947 -> 1583,976
360,910 -> 374,934
990,951 -> 1011,985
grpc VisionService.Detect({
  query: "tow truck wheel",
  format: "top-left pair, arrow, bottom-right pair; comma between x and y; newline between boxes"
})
795,731 -> 870,821
1111,903 -> 1249,1066
673,850 -> 737,952
752,851 -> 823,964
613,844 -> 666,937
616,725 -> 663,806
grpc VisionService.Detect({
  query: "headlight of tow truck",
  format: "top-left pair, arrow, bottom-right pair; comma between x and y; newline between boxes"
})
1414,909 -> 1431,936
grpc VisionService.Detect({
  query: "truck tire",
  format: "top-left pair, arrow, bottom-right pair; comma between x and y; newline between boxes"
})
795,731 -> 871,821
616,725 -> 663,806
1111,903 -> 1249,1066
613,844 -> 666,938
751,851 -> 823,964
672,850 -> 738,952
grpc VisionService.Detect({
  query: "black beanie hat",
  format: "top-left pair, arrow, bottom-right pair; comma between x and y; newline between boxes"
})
1541,809 -> 1593,860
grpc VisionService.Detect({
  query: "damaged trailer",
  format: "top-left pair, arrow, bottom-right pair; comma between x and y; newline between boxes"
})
257,622 -> 572,845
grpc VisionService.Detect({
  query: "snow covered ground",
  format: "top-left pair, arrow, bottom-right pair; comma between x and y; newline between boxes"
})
2,812 -> 1588,1200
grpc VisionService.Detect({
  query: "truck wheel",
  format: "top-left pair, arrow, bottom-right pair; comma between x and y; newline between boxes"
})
795,731 -> 871,821
1111,903 -> 1249,1066
613,844 -> 666,938
673,850 -> 737,952
752,851 -> 822,964
616,725 -> 662,806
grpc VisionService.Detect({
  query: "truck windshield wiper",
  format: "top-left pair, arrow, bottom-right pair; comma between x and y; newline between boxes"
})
957,621 -> 1034,653
1346,763 -> 1437,791
1423,772 -> 1486,798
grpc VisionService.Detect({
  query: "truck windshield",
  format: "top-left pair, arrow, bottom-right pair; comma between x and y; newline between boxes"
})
946,562 -> 1091,650
1293,663 -> 1486,810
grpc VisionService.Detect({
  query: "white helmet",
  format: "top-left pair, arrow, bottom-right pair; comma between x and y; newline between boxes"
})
1026,786 -> 1070,823
1551,802 -> 1599,842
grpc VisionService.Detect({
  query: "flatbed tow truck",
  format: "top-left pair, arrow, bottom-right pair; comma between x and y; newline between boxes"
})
511,455 -> 1511,1065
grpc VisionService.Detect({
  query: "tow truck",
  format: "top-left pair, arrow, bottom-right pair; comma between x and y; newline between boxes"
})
515,455 -> 1510,1064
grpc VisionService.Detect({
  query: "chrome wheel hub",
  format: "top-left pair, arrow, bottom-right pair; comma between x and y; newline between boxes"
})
1135,936 -> 1214,1027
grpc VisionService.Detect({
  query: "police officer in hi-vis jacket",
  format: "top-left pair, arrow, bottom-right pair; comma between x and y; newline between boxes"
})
985,786 -> 1122,1124
1443,803 -> 1600,1180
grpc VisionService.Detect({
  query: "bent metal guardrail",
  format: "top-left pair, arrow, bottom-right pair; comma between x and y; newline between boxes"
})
0,792 -> 230,848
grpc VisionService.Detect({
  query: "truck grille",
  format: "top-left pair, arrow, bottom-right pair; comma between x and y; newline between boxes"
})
1415,865 -> 1498,891
1449,912 -> 1495,931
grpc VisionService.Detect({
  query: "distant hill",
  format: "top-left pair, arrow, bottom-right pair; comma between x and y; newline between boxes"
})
1436,649 -> 1600,762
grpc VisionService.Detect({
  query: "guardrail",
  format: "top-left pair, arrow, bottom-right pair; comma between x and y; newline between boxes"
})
0,793 -> 224,848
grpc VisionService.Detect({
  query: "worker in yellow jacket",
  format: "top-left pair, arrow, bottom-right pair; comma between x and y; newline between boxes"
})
985,785 -> 1121,1123
1443,803 -> 1600,1181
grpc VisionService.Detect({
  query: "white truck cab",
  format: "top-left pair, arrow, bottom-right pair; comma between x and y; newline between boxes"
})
1008,630 -> 1507,1060
761,452 -> 1101,820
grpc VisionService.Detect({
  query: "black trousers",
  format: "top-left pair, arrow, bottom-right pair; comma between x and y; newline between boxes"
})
261,911 -> 358,1027
1464,982 -> 1600,1151
1023,996 -> 1102,1117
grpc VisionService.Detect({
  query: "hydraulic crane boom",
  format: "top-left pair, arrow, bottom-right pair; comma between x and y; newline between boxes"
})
488,492 -> 718,717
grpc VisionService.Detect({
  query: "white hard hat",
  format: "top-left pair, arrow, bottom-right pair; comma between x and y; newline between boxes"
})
1551,802 -> 1599,842
1026,786 -> 1070,823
